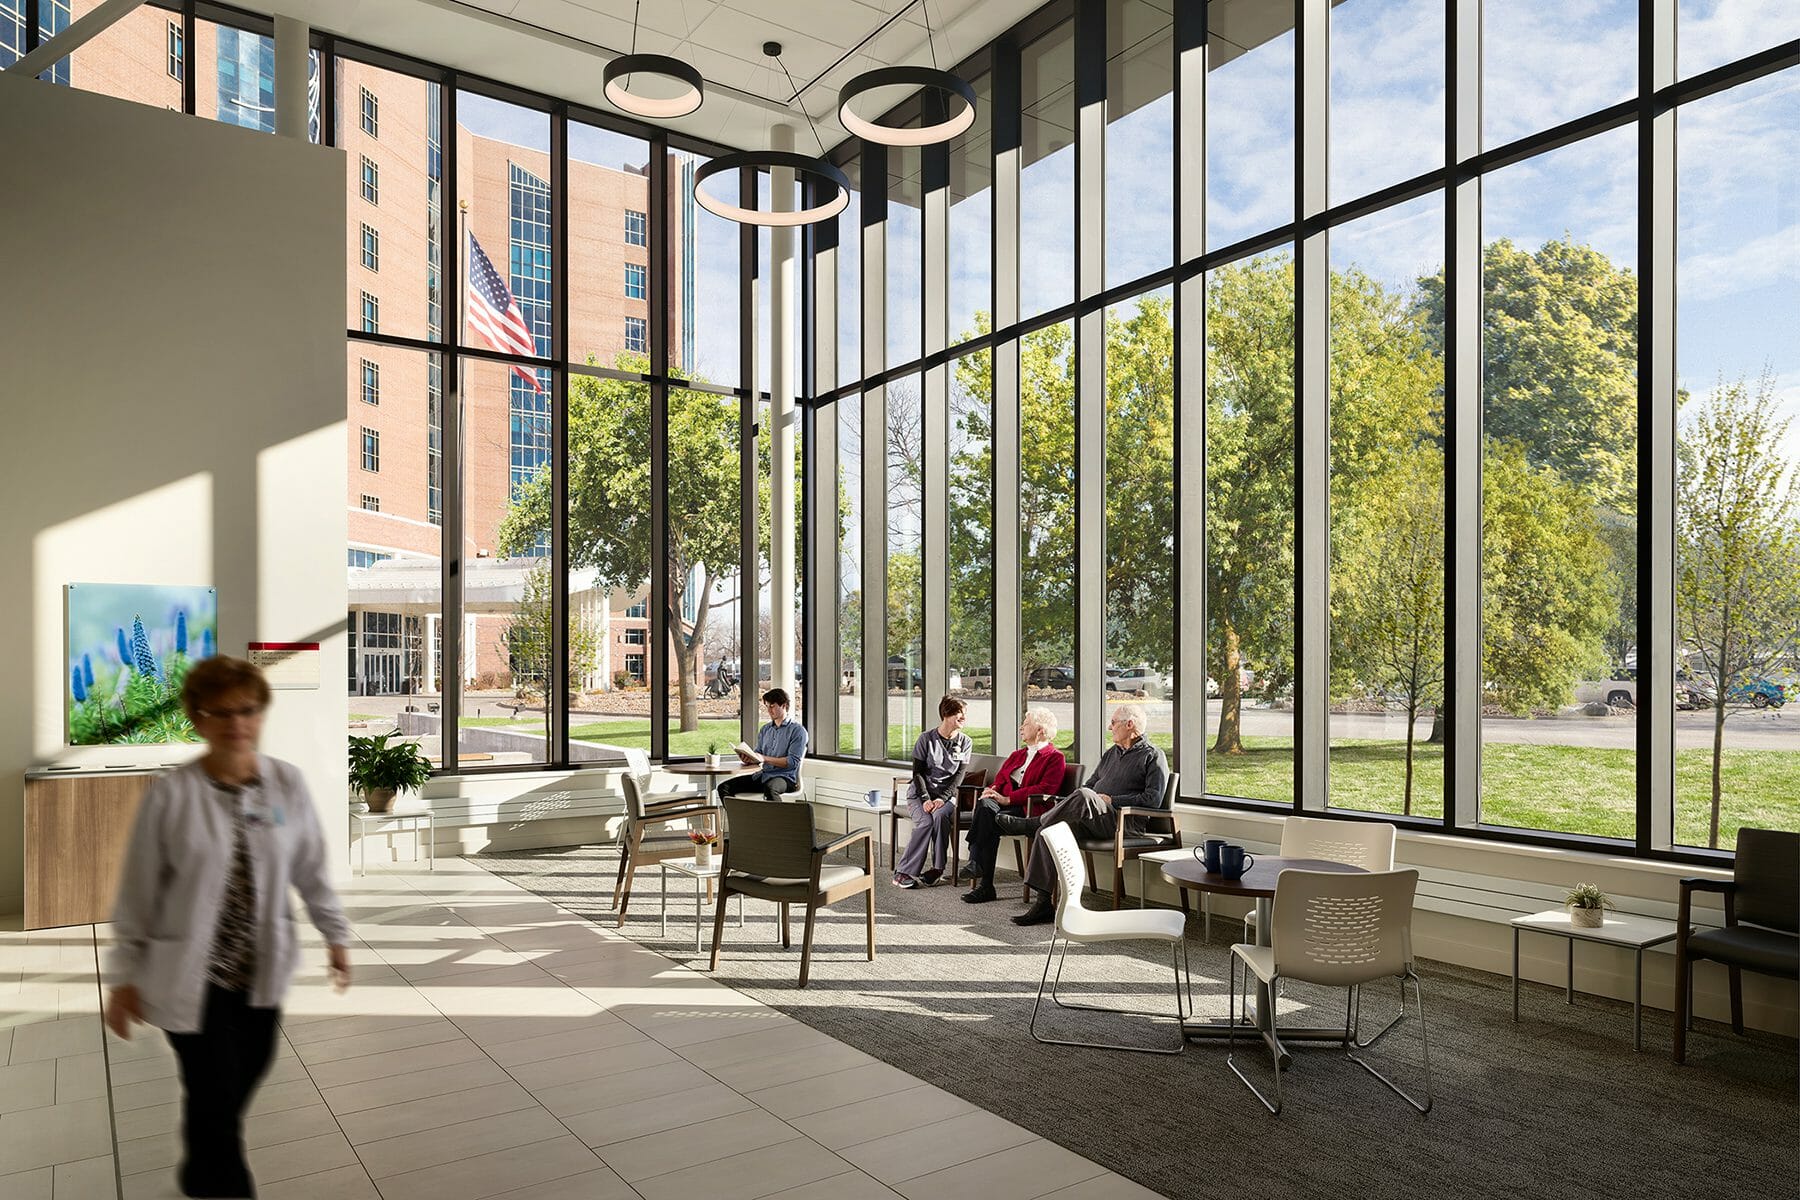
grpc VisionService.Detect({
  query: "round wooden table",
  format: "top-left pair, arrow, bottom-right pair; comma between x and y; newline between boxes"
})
660,760 -> 756,797
1161,854 -> 1366,1064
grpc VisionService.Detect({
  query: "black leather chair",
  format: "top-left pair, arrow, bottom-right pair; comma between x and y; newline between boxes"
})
1672,826 -> 1799,1064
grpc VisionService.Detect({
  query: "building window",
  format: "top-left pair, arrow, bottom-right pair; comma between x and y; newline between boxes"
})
623,628 -> 647,646
215,27 -> 275,133
360,360 -> 379,406
360,494 -> 380,512
625,600 -> 648,618
624,262 -> 647,300
360,427 -> 379,472
166,20 -> 183,81
624,315 -> 647,353
360,223 -> 379,272
360,156 -> 379,205
359,291 -> 379,334
360,86 -> 378,137
507,162 -> 554,559
624,653 -> 645,679
624,209 -> 647,246
347,549 -> 391,569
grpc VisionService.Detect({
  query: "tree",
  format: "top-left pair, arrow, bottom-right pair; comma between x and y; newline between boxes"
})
1480,440 -> 1613,713
1675,373 -> 1800,848
498,561 -> 600,743
1104,295 -> 1177,673
499,357 -> 766,732
1333,452 -> 1446,815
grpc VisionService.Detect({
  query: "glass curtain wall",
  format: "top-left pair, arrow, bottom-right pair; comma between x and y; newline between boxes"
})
807,0 -> 1797,860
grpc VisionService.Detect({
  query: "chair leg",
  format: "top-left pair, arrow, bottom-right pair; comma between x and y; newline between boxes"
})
780,902 -> 791,949
797,902 -> 819,987
610,841 -> 630,909
1225,956 -> 1282,1114
1112,861 -> 1125,911
1353,975 -> 1410,1049
708,884 -> 731,972
1346,972 -> 1433,1115
865,885 -> 877,961
1729,966 -> 1744,1034
616,839 -> 643,928
1016,841 -> 1029,901
1030,935 -> 1186,1055
1672,944 -> 1691,1065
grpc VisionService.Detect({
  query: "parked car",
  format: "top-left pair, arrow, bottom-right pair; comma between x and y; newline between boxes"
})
886,655 -> 922,691
1574,668 -> 1638,709
1205,676 -> 1220,698
1730,678 -> 1788,709
1106,666 -> 1169,697
963,664 -> 993,690
1026,665 -> 1075,689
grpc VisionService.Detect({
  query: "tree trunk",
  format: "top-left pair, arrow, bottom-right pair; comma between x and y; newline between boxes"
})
1710,693 -> 1727,849
1425,701 -> 1446,745
1402,701 -> 1417,817
1213,620 -> 1244,755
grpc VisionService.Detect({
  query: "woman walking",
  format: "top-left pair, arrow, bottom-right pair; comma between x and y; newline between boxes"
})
105,656 -> 352,1199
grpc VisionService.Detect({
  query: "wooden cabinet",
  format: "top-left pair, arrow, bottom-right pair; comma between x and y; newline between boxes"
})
23,770 -> 159,930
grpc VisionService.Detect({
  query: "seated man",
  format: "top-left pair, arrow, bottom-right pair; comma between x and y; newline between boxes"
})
961,707 -> 1067,903
718,688 -> 809,802
997,704 -> 1167,926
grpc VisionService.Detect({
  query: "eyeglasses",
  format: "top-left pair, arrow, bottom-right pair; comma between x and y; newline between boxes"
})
196,705 -> 265,720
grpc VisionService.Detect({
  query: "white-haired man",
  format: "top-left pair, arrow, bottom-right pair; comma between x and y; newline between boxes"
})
996,703 -> 1168,926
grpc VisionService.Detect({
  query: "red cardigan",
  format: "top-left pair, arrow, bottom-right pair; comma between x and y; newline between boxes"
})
987,743 -> 1068,805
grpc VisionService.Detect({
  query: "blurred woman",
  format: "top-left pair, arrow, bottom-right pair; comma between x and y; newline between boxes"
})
105,656 -> 351,1199
961,707 -> 1067,903
893,695 -> 974,888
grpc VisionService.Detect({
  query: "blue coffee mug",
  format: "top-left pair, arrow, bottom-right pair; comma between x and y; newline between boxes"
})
1201,837 -> 1228,873
1218,844 -> 1255,880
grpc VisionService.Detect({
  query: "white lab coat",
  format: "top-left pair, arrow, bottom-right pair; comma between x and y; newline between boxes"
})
106,755 -> 351,1033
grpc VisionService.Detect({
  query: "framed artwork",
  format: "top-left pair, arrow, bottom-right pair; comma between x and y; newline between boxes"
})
66,583 -> 218,745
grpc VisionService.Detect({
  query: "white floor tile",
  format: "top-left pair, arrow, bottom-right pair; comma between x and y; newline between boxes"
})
373,1133 -> 605,1200
594,1107 -> 803,1182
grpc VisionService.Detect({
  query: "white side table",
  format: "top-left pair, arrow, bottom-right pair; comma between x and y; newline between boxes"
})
1511,909 -> 1678,1052
661,856 -> 744,952
349,810 -> 435,877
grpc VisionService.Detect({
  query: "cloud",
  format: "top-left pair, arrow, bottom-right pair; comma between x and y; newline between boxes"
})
1482,0 -> 1636,147
1677,0 -> 1800,78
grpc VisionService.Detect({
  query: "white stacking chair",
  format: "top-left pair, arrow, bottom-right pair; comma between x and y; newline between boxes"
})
1226,868 -> 1432,1116
1244,817 -> 1403,1045
1029,824 -> 1191,1055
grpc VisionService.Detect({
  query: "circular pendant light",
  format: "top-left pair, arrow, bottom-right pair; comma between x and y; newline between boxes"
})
692,151 -> 851,227
604,53 -> 705,118
837,65 -> 976,147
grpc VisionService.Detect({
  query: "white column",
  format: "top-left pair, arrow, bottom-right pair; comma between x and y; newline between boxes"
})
274,16 -> 310,141
770,124 -> 798,705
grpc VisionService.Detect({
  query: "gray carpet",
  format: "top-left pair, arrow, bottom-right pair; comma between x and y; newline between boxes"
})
476,846 -> 1799,1200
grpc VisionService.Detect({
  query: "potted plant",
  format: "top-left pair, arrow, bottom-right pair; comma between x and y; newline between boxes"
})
706,740 -> 724,769
348,732 -> 432,815
1565,882 -> 1611,929
688,828 -> 721,869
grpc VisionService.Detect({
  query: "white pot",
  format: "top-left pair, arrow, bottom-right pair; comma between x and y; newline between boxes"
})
1569,905 -> 1604,929
707,754 -> 724,769
696,843 -> 714,869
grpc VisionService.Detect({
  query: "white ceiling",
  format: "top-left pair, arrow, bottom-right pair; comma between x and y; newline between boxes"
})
243,0 -> 1044,154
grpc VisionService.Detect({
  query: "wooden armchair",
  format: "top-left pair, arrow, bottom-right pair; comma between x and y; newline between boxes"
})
1673,826 -> 1799,1064
1078,771 -> 1181,910
710,795 -> 876,987
1001,760 -> 1084,899
612,772 -> 718,926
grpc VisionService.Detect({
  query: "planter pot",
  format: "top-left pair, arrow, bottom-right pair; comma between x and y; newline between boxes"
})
706,755 -> 724,769
364,788 -> 398,815
1569,905 -> 1605,929
695,843 -> 714,870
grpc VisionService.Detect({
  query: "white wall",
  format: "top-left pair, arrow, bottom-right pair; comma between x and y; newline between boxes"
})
0,74 -> 348,913
802,758 -> 1797,1037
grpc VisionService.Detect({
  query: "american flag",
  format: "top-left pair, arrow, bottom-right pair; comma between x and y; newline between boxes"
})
466,229 -> 544,393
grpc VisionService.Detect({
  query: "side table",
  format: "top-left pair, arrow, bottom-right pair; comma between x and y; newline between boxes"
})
662,856 -> 744,952
1511,909 -> 1677,1052
349,809 -> 435,876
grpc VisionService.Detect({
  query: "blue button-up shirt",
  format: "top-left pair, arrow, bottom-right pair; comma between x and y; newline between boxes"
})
755,719 -> 809,785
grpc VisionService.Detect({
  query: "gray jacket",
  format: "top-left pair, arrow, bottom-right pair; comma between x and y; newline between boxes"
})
1084,738 -> 1169,833
107,755 -> 351,1032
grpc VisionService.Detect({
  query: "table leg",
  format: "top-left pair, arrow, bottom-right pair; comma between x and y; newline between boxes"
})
695,874 -> 704,954
426,814 -> 434,871
1567,937 -> 1575,1005
660,864 -> 668,938
1512,927 -> 1520,1022
1634,947 -> 1644,1052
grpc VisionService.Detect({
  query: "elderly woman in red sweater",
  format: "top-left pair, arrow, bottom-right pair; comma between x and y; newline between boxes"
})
960,707 -> 1067,903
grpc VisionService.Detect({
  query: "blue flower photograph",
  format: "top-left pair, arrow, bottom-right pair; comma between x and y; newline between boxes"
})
66,583 -> 218,745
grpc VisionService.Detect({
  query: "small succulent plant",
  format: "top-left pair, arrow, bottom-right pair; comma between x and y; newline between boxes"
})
1565,882 -> 1611,910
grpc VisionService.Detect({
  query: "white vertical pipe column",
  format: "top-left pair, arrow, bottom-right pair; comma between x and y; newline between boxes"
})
1644,0 -> 1677,849
1449,0 -> 1483,828
809,185 -> 842,757
1296,0 -> 1330,811
770,124 -> 798,706
1174,7 -> 1208,795
274,16 -> 310,141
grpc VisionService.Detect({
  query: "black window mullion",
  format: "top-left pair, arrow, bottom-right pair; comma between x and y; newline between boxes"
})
551,105 -> 571,768
649,137 -> 671,761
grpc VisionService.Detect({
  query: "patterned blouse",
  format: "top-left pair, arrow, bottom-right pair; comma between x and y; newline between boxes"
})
205,778 -> 259,992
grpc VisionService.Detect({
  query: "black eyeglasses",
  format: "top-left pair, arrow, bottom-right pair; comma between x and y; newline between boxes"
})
196,705 -> 265,720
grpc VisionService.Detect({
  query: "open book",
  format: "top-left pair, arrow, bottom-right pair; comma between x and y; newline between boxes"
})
733,740 -> 758,763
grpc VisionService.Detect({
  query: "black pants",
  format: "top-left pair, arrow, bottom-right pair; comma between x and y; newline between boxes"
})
166,985 -> 280,1199
966,797 -> 1012,884
717,774 -> 798,803
1023,788 -> 1118,894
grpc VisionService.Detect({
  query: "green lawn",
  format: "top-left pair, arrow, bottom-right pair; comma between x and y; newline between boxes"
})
568,719 -> 1792,850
